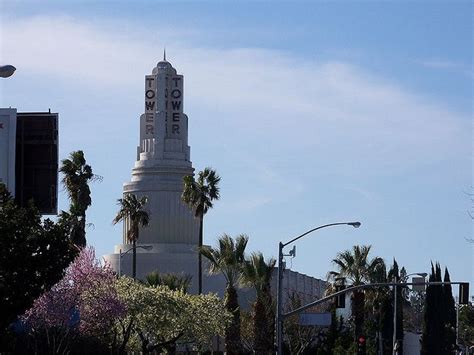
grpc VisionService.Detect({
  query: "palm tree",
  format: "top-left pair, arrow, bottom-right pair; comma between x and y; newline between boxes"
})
241,252 -> 276,354
59,150 -> 97,247
112,194 -> 149,279
182,167 -> 220,294
327,245 -> 384,342
145,270 -> 192,293
200,234 -> 248,354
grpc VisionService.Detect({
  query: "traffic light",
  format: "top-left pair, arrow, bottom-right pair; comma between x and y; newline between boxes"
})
335,285 -> 345,308
459,283 -> 469,305
357,336 -> 366,355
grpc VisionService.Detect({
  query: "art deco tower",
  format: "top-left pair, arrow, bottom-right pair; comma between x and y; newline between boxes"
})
104,56 -> 326,303
105,56 -> 200,289
123,55 -> 199,245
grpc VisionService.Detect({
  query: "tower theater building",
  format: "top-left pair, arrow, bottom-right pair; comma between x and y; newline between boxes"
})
104,57 -> 202,293
104,57 -> 326,303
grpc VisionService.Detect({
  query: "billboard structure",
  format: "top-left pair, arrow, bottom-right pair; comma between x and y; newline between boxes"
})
15,112 -> 58,215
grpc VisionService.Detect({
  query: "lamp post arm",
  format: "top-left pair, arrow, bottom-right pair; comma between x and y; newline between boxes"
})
284,281 -> 468,318
283,222 -> 359,247
276,221 -> 360,355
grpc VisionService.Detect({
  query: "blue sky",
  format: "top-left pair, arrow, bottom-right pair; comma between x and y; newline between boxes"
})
1,1 -> 472,290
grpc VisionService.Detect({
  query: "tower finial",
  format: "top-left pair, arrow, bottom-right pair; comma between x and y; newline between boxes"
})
163,47 -> 166,61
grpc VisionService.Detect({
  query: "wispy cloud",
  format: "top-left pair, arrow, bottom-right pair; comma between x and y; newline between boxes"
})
1,16 -> 470,179
417,59 -> 472,77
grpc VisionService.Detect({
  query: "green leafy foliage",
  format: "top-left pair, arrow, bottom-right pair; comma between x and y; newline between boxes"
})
327,245 -> 385,341
182,167 -> 221,294
112,193 -> 149,278
144,270 -> 192,293
200,234 -> 248,353
115,277 -> 231,353
241,252 -> 276,353
0,184 -> 77,338
458,304 -> 474,350
421,263 -> 457,354
59,150 -> 98,247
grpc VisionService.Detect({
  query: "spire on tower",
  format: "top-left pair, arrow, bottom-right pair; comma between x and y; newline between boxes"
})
163,48 -> 166,61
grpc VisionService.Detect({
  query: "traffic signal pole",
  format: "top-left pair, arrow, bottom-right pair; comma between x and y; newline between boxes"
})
283,281 -> 469,318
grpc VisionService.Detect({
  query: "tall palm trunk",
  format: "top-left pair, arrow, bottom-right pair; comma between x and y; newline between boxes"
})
78,212 -> 86,247
198,216 -> 203,294
224,284 -> 242,354
132,239 -> 137,279
253,297 -> 267,353
253,287 -> 273,353
353,290 -> 365,340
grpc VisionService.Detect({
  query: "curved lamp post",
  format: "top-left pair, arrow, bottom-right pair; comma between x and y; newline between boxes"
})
393,272 -> 427,354
0,65 -> 16,78
276,221 -> 361,355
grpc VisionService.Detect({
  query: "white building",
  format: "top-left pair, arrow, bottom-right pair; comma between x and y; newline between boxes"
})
103,57 -> 325,304
104,55 -> 203,293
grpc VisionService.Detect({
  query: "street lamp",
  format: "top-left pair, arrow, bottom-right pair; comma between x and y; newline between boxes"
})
393,272 -> 427,354
276,221 -> 361,355
118,244 -> 153,278
0,65 -> 16,78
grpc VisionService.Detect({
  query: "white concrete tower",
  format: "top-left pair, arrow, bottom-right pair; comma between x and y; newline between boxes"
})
124,54 -> 198,245
105,56 -> 201,290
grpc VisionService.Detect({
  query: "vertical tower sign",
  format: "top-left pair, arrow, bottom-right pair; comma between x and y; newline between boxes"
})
166,75 -> 183,137
144,75 -> 156,138
143,67 -> 184,139
138,56 -> 190,162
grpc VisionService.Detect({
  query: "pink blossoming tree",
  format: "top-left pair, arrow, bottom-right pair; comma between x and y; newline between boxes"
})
22,247 -> 125,353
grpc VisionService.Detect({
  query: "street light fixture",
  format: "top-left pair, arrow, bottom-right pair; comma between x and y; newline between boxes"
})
276,221 -> 361,355
118,244 -> 153,278
0,65 -> 16,78
393,272 -> 427,355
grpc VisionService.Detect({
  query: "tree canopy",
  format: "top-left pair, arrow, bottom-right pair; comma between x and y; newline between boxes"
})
18,246 -> 230,354
0,184 -> 77,336
59,150 -> 98,247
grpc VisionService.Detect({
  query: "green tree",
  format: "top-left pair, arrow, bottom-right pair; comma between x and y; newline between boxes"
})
112,194 -> 149,279
200,234 -> 248,354
145,270 -> 192,293
114,277 -> 230,353
361,258 -> 391,353
328,245 -> 385,343
59,150 -> 98,247
421,263 -> 457,354
283,292 -> 322,354
0,184 -> 77,343
182,167 -> 220,294
387,259 -> 404,354
241,252 -> 276,353
458,303 -> 474,350
442,268 -> 456,352
421,263 -> 444,354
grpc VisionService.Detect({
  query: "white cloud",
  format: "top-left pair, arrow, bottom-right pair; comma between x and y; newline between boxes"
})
1,16 -> 470,177
417,59 -> 472,77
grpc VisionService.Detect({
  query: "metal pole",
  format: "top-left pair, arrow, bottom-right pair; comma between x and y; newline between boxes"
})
393,277 -> 397,355
118,248 -> 122,277
275,222 -> 361,354
456,303 -> 459,351
276,242 -> 284,355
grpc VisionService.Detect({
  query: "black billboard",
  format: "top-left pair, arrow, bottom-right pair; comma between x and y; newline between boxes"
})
15,112 -> 58,215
